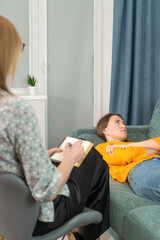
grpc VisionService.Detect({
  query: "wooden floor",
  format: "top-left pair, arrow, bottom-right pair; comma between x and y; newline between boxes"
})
101,231 -> 115,240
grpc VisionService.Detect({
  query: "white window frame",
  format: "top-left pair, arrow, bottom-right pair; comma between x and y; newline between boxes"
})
93,0 -> 113,125
28,0 -> 113,125
29,0 -> 47,95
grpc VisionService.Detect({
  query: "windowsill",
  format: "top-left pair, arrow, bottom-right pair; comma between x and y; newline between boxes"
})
19,94 -> 47,100
10,87 -> 47,100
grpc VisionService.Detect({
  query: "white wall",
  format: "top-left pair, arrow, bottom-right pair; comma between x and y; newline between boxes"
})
47,0 -> 94,147
0,0 -> 114,146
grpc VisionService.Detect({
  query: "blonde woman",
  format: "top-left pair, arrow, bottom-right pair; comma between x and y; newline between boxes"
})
0,16 -> 110,240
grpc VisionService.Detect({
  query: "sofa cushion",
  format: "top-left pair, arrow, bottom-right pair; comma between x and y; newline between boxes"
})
127,132 -> 148,142
124,206 -> 160,240
147,99 -> 160,138
78,129 -> 148,145
109,179 -> 158,239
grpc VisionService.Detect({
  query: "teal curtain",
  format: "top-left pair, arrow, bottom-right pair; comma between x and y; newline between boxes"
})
109,0 -> 160,125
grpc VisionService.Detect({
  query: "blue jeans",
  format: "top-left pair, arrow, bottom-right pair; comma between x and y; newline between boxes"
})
128,157 -> 160,202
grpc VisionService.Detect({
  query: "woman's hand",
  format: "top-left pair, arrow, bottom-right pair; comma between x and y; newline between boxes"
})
49,140 -> 85,201
63,140 -> 85,165
47,148 -> 63,157
106,144 -> 130,155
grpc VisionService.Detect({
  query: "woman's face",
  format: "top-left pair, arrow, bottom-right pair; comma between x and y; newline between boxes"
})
103,115 -> 127,142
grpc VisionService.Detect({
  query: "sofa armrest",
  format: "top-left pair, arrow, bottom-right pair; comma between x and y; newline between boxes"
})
71,125 -> 149,143
70,127 -> 97,138
70,127 -> 105,146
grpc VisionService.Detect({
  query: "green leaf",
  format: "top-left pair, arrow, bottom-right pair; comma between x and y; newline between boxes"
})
27,75 -> 37,86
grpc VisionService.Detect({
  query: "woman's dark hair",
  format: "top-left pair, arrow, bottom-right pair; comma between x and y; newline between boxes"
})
96,113 -> 124,141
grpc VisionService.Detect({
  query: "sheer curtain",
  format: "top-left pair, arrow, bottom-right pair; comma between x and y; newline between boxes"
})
109,0 -> 160,125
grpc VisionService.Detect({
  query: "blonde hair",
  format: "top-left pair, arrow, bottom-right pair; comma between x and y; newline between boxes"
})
0,16 -> 22,96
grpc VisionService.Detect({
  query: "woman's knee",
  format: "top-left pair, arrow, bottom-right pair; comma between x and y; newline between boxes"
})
129,172 -> 160,202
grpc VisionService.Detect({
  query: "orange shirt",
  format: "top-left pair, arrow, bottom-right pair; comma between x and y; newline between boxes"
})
95,137 -> 160,184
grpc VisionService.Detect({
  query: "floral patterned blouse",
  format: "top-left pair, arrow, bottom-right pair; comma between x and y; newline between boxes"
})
0,95 -> 69,222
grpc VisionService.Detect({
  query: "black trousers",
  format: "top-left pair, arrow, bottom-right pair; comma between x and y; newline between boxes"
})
33,148 -> 110,240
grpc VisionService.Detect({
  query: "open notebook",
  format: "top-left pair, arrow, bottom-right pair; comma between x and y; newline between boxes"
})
50,136 -> 93,167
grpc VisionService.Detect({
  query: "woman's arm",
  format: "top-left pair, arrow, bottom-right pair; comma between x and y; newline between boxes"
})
13,100 -> 84,202
144,148 -> 160,157
96,143 -> 147,166
130,139 -> 160,150
49,140 -> 84,200
106,138 -> 160,155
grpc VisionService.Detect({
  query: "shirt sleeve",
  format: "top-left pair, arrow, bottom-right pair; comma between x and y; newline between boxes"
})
9,99 -> 69,201
151,137 -> 160,146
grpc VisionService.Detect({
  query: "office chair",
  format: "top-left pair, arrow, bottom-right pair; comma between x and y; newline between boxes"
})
0,173 -> 102,240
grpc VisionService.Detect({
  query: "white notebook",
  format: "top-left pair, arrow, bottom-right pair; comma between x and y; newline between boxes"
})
50,136 -> 93,167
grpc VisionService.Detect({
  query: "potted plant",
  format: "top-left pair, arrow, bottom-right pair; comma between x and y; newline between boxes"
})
27,75 -> 37,95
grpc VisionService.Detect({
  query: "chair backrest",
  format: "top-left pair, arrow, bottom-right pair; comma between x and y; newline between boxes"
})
0,173 -> 103,240
0,173 -> 40,240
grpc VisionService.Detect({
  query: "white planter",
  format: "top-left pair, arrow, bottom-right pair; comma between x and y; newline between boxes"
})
28,86 -> 37,95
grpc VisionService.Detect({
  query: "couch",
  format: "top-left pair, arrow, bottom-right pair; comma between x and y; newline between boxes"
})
70,99 -> 160,240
